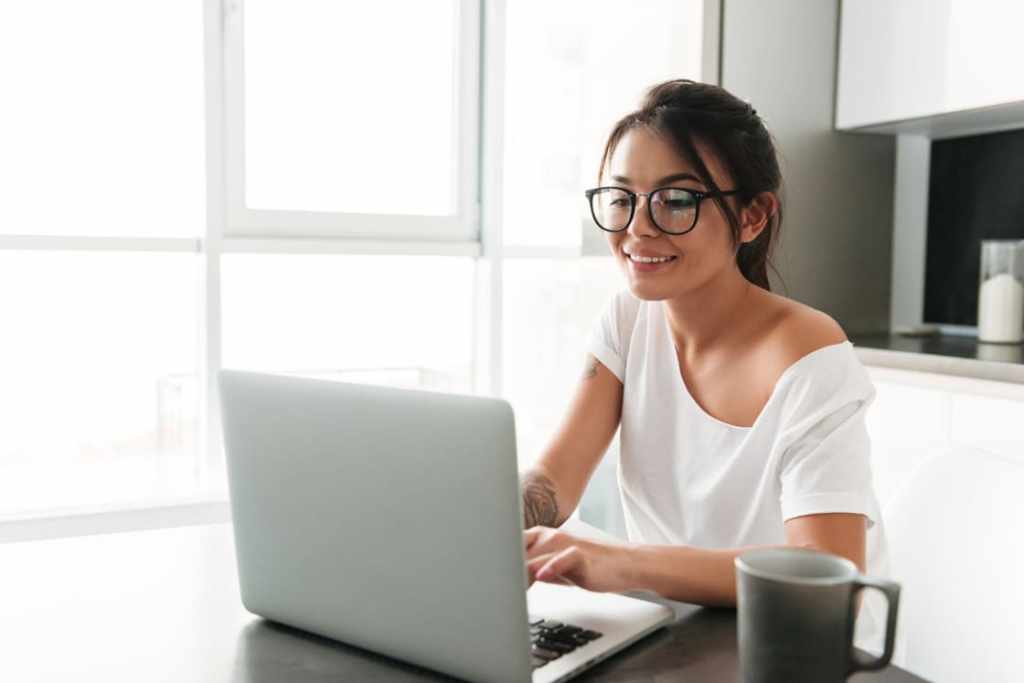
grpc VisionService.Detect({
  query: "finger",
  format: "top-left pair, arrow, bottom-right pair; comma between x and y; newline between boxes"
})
527,551 -> 558,574
536,546 -> 583,585
524,528 -> 557,552
527,550 -> 565,583
523,527 -> 546,550
524,529 -> 562,559
526,552 -> 553,588
527,557 -> 572,588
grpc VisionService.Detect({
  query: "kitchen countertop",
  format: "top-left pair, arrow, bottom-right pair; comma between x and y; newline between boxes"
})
850,332 -> 1024,384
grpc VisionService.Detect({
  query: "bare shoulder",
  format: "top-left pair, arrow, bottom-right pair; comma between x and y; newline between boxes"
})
757,292 -> 848,370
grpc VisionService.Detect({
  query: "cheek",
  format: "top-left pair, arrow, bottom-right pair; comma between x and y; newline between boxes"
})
666,227 -> 734,274
692,217 -> 737,258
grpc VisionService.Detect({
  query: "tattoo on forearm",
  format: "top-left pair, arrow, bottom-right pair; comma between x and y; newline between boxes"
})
521,471 -> 559,529
583,357 -> 599,380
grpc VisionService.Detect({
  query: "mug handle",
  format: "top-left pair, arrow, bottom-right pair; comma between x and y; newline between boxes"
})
847,574 -> 901,675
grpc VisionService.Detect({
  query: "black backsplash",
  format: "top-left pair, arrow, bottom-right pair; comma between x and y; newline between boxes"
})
924,128 -> 1024,325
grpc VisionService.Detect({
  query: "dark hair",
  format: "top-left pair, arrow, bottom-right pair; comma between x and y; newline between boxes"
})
599,79 -> 783,291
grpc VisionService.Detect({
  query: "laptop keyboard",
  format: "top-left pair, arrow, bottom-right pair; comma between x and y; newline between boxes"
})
528,616 -> 603,670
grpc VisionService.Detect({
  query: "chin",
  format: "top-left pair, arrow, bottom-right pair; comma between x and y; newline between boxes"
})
625,278 -> 673,302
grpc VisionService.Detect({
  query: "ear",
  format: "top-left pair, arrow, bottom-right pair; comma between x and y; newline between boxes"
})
738,192 -> 778,244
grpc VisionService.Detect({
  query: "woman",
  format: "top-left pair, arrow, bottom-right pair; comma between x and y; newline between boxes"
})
521,80 -> 887,629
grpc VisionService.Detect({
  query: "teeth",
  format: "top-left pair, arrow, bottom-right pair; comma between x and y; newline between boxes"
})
628,254 -> 675,264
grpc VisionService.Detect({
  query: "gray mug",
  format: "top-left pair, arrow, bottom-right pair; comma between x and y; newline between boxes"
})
735,548 -> 900,683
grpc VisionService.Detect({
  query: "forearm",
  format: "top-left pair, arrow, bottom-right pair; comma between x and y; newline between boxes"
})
618,514 -> 869,606
621,543 -> 776,607
520,466 -> 568,529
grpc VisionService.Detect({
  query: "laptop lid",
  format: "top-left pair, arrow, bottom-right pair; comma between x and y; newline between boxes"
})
219,370 -> 533,683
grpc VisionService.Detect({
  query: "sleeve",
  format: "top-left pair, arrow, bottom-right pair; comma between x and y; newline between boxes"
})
774,351 -> 881,528
585,289 -> 639,383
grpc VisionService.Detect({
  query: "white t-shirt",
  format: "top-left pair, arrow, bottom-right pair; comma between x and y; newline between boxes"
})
587,289 -> 889,651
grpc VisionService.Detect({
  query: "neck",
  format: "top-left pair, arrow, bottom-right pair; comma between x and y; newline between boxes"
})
662,266 -> 755,357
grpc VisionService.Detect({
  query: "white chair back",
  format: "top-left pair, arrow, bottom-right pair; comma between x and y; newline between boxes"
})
883,445 -> 1024,682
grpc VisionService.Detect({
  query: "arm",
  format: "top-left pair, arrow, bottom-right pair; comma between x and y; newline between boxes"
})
526,512 -> 866,606
521,354 -> 623,529
623,512 -> 866,605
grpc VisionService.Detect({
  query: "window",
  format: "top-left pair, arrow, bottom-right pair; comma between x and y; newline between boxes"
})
222,255 -> 476,390
0,0 -> 206,521
0,252 -> 201,518
225,0 -> 480,240
502,258 -> 621,459
0,0 -> 205,238
0,0 -> 709,534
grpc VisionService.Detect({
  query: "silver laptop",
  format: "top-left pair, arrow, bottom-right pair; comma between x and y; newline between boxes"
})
219,370 -> 673,683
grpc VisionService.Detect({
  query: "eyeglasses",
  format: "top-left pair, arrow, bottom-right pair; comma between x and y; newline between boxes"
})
584,186 -> 742,235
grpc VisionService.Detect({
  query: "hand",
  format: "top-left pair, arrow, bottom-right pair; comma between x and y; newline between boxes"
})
524,526 -> 631,593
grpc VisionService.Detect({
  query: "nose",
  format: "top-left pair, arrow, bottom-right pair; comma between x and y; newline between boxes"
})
627,193 -> 660,238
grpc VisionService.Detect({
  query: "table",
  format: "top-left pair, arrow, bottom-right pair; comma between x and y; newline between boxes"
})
0,523 -> 926,682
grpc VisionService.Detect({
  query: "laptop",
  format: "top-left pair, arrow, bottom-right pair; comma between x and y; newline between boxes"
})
219,370 -> 674,683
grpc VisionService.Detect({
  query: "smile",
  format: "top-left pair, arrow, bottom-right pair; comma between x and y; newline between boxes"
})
627,254 -> 677,264
624,251 -> 678,273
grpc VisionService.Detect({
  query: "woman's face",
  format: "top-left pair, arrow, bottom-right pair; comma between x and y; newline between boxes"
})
602,126 -> 742,302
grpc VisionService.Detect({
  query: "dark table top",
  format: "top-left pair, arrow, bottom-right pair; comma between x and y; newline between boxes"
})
0,523 -> 926,683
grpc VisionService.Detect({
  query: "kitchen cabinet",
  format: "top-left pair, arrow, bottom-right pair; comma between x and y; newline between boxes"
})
837,0 -> 1024,133
865,365 -> 1024,505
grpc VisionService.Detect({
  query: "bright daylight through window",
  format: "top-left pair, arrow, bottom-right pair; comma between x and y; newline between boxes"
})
0,1 -> 205,519
242,0 -> 458,216
0,0 -> 704,532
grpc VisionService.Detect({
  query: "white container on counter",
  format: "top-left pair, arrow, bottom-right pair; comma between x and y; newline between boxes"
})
977,239 -> 1024,344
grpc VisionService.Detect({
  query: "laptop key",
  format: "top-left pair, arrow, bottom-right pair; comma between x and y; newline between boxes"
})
552,625 -> 583,636
541,629 -> 583,646
536,638 -> 575,654
580,629 -> 603,640
532,645 -> 561,661
539,620 -> 562,630
529,616 -> 544,627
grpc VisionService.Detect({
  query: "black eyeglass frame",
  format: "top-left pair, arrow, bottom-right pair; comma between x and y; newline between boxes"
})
584,186 -> 743,236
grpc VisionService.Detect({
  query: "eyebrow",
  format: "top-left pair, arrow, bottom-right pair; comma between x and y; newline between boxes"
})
610,172 -> 703,187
